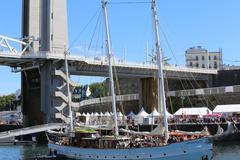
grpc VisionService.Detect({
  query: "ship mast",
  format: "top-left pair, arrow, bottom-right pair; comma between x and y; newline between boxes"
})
151,0 -> 169,141
102,0 -> 119,136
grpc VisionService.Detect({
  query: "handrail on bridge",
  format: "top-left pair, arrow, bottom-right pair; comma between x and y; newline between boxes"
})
0,35 -> 34,55
79,93 -> 139,107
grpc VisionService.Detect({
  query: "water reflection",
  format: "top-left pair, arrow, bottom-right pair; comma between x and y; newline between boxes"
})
213,142 -> 240,160
0,144 -> 48,160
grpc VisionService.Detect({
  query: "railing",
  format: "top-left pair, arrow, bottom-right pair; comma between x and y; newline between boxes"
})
167,85 -> 240,97
79,93 -> 139,107
0,35 -> 33,55
81,56 -> 218,74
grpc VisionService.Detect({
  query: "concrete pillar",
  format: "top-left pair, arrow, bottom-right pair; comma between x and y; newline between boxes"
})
21,0 -> 68,125
141,78 -> 158,113
40,0 -> 68,53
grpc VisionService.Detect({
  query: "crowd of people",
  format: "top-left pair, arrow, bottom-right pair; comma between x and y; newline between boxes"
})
168,114 -> 240,124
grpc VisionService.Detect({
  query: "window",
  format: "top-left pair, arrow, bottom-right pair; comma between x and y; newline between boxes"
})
202,56 -> 205,60
209,56 -> 211,60
196,56 -> 199,60
190,62 -> 193,66
214,56 -> 217,60
209,65 -> 212,69
202,64 -> 205,68
196,63 -> 199,67
214,62 -> 218,69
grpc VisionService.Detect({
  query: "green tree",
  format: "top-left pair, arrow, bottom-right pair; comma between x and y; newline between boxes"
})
89,82 -> 106,98
0,94 -> 16,111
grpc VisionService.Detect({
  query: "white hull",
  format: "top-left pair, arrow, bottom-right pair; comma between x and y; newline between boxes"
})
48,137 -> 212,160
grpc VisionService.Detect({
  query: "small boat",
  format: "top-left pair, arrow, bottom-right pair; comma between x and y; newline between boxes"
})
48,0 -> 213,159
209,121 -> 240,142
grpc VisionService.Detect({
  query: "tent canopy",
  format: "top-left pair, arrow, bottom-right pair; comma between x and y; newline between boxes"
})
213,104 -> 240,113
148,108 -> 160,117
127,111 -> 136,117
104,112 -> 111,117
166,111 -> 173,118
136,108 -> 149,118
174,107 -> 212,117
117,112 -> 123,117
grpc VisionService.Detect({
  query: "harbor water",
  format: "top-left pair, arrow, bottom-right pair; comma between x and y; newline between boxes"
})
0,142 -> 239,160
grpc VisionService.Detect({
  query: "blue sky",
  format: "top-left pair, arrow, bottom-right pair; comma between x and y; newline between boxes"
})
1,0 -> 240,94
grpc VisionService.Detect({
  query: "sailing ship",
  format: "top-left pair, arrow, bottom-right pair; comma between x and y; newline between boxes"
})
47,0 -> 213,159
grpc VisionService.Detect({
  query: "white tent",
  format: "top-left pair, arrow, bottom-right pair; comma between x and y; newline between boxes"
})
94,112 -> 100,117
117,112 -> 123,117
174,107 -> 212,117
127,111 -> 136,118
213,104 -> 240,113
76,112 -> 82,117
135,108 -> 149,124
104,112 -> 111,117
148,108 -> 160,117
166,111 -> 173,118
136,108 -> 149,118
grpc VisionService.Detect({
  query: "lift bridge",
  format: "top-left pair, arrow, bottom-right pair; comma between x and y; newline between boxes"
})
0,0 -> 218,139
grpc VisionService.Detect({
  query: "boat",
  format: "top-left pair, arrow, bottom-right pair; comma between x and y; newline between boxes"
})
47,0 -> 213,159
209,121 -> 240,142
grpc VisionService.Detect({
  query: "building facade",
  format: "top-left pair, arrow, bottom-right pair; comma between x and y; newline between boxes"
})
185,46 -> 223,69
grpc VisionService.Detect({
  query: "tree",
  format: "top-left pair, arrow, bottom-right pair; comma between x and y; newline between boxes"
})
0,94 -> 16,111
89,82 -> 106,98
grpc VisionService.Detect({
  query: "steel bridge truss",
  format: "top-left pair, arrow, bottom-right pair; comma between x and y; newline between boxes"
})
0,35 -> 34,55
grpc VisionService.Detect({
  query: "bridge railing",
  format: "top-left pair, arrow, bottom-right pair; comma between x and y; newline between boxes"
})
167,85 -> 240,97
81,56 -> 218,74
79,94 -> 139,107
0,35 -> 34,55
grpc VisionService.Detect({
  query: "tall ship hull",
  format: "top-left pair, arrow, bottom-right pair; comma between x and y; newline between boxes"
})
48,137 -> 212,160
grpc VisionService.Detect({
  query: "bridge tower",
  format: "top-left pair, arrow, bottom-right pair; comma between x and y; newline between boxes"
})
21,0 -> 72,125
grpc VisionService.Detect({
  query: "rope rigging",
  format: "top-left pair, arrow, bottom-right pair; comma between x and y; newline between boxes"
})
158,21 -> 220,110
67,7 -> 101,52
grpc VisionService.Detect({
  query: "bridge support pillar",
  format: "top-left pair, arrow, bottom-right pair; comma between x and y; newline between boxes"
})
141,78 -> 158,113
22,69 -> 43,126
21,0 -> 68,125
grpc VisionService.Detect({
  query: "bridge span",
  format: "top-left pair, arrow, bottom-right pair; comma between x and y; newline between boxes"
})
0,51 -> 217,79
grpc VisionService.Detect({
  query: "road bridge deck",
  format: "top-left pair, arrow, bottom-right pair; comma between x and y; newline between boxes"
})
0,52 -> 217,79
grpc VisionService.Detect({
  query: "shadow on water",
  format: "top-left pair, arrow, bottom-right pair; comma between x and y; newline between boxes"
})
213,141 -> 240,160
